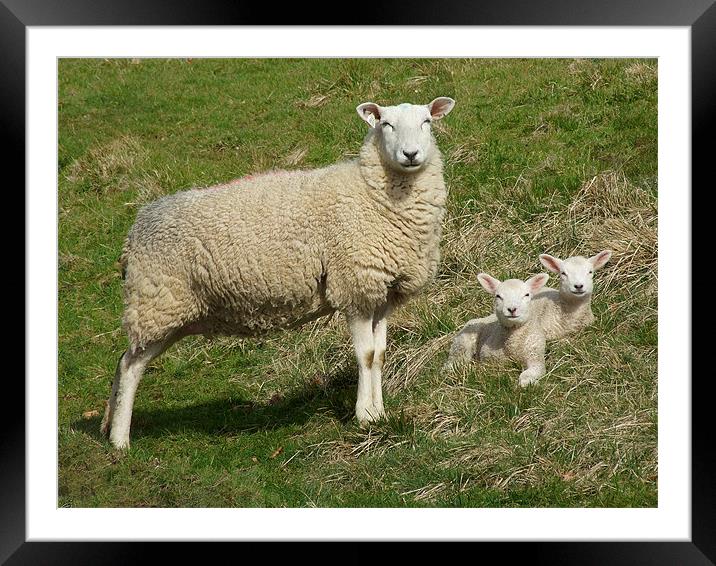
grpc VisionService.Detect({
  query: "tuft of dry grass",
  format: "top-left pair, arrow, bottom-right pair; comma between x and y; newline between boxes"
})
66,135 -> 146,190
625,62 -> 657,85
280,146 -> 309,168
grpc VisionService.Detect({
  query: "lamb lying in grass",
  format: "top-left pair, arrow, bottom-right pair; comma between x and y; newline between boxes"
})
444,250 -> 612,386
444,273 -> 551,386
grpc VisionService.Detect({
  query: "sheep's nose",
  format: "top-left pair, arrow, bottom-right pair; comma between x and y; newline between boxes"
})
574,284 -> 584,290
507,307 -> 517,315
403,150 -> 418,161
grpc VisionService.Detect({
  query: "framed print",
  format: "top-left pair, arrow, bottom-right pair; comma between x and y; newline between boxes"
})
11,0 -> 711,562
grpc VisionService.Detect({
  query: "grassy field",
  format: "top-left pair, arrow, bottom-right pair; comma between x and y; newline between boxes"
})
58,58 -> 657,508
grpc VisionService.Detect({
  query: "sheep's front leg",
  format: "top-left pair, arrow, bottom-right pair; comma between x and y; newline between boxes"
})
370,304 -> 392,420
518,333 -> 546,387
348,314 -> 380,426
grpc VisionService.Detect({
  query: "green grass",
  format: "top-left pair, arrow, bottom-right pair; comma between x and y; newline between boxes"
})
58,58 -> 657,508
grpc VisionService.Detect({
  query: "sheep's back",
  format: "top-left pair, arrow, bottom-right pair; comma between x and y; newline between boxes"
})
121,169 -> 335,344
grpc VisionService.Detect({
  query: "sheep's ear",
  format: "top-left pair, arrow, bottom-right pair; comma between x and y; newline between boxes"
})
539,254 -> 562,274
526,273 -> 550,294
428,97 -> 455,120
589,250 -> 612,270
356,102 -> 381,128
477,273 -> 500,294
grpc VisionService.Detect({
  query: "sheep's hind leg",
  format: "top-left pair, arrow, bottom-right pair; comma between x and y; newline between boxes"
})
443,319 -> 482,372
102,330 -> 183,450
347,314 -> 380,426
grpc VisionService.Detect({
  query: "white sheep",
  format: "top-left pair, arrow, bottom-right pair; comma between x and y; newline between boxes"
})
444,250 -> 612,386
101,97 -> 456,449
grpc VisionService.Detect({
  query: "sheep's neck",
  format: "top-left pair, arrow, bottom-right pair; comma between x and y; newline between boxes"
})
557,293 -> 595,332
559,293 -> 592,315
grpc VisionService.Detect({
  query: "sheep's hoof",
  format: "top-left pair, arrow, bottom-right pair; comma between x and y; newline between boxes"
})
109,435 -> 131,451
99,403 -> 111,437
356,405 -> 383,427
371,404 -> 386,420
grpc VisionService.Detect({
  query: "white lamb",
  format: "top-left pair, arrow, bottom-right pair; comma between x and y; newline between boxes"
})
101,97 -> 456,449
444,250 -> 612,386
444,273 -> 551,386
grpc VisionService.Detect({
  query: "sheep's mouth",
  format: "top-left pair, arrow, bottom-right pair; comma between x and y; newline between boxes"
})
571,290 -> 586,296
401,162 -> 422,169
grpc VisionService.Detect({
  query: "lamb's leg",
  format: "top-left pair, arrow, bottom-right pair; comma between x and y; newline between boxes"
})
443,319 -> 483,371
518,333 -> 546,387
369,304 -> 392,420
348,314 -> 379,426
103,331 -> 182,449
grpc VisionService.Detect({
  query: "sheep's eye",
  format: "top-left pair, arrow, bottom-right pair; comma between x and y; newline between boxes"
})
525,293 -> 530,297
588,270 -> 593,274
423,119 -> 432,125
381,122 -> 393,129
561,271 -> 566,276
495,294 -> 502,300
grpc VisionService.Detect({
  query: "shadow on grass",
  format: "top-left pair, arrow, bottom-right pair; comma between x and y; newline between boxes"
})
73,364 -> 358,441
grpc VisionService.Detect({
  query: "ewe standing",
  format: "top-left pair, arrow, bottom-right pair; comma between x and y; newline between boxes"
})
102,97 -> 456,449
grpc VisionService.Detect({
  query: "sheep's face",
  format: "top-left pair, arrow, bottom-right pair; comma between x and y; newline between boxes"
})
539,250 -> 612,300
478,273 -> 550,328
357,97 -> 455,173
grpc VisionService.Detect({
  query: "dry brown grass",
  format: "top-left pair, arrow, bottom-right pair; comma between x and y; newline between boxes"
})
625,62 -> 657,85
66,135 -> 145,190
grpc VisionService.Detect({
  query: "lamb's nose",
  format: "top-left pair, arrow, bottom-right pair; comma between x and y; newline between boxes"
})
574,284 -> 584,290
403,150 -> 418,161
508,307 -> 517,315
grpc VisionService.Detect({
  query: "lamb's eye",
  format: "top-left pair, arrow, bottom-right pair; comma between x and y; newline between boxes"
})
588,270 -> 593,274
423,119 -> 432,125
525,293 -> 530,297
382,122 -> 393,130
561,271 -> 566,276
495,294 -> 502,300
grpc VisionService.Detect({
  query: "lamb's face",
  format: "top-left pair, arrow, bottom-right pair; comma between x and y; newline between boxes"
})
357,97 -> 455,173
478,273 -> 550,328
539,251 -> 612,301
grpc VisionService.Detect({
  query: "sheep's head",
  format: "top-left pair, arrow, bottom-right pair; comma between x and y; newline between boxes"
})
539,250 -> 612,301
356,97 -> 455,173
477,273 -> 550,328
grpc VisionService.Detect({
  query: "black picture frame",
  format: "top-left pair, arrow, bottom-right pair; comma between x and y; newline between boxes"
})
8,0 -> 710,563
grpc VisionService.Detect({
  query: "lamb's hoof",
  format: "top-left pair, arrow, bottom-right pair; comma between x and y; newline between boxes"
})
518,374 -> 540,387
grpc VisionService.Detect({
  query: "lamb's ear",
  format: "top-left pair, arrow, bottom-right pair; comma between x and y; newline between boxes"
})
356,102 -> 382,128
428,97 -> 455,120
539,254 -> 562,274
589,250 -> 612,270
477,273 -> 500,294
526,273 -> 550,294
